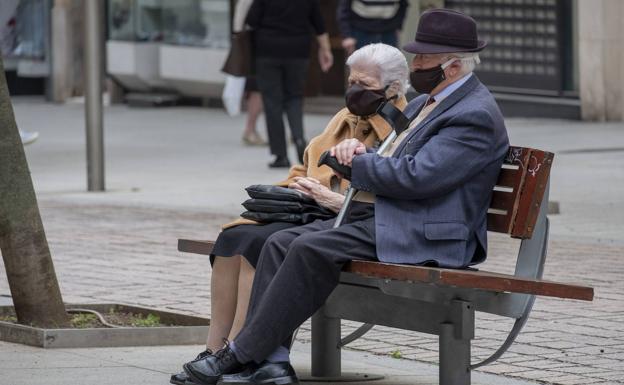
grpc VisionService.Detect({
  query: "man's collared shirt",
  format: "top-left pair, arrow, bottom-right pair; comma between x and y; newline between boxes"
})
430,72 -> 473,104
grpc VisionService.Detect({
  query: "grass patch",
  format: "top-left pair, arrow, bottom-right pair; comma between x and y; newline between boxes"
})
129,313 -> 161,327
0,314 -> 17,323
70,313 -> 100,328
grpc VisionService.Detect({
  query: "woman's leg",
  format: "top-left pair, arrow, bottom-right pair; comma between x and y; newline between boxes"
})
227,257 -> 256,340
206,256 -> 242,351
244,91 -> 263,137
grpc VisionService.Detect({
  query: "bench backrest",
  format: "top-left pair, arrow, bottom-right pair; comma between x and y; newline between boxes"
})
487,146 -> 554,239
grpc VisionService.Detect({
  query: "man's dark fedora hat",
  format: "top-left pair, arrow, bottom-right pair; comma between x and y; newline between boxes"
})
403,8 -> 487,54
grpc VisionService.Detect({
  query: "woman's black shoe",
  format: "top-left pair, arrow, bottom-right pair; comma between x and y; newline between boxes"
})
268,156 -> 291,168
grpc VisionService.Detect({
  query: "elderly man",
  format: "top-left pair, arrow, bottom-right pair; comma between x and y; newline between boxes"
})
184,8 -> 509,385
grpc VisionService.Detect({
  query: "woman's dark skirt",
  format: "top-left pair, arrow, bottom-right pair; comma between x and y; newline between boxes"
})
210,222 -> 297,268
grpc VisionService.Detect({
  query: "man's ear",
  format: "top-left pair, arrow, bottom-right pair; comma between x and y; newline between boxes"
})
448,60 -> 462,78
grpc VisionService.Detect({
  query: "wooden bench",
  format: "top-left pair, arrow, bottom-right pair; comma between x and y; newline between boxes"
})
178,146 -> 594,385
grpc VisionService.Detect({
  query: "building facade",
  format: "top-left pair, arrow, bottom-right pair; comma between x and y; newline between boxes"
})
3,0 -> 623,121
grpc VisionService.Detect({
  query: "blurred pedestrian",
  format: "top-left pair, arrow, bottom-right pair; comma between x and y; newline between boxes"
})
233,0 -> 267,146
246,0 -> 333,168
337,0 -> 408,56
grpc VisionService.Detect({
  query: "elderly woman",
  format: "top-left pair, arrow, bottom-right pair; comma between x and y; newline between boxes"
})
171,43 -> 409,385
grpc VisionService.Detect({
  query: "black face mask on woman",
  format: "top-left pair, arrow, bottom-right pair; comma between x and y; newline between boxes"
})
345,84 -> 389,116
409,58 -> 456,94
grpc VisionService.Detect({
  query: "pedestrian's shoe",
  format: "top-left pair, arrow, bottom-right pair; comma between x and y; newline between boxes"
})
242,132 -> 267,146
184,345 -> 243,385
171,349 -> 213,385
268,156 -> 291,168
294,139 -> 307,164
217,361 -> 298,385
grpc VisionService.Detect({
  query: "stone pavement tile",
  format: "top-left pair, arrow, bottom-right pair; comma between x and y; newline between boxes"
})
591,359 -> 624,371
592,381 -> 621,385
512,370 -> 607,384
515,359 -> 578,370
592,371 -> 624,382
540,374 -> 607,385
476,363 -> 533,375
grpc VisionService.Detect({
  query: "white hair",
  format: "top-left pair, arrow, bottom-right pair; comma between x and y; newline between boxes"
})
445,52 -> 481,73
346,43 -> 410,95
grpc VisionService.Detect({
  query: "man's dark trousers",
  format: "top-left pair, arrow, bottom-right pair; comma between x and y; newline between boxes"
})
233,204 -> 377,363
255,57 -> 308,158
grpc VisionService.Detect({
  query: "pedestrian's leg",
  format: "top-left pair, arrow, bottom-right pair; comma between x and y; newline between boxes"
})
206,256 -> 241,351
283,58 -> 309,162
233,217 -> 378,363
256,58 -> 287,159
242,90 -> 265,145
227,257 -> 255,341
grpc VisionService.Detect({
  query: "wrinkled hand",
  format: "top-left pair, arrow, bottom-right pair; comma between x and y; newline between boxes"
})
289,177 -> 344,213
330,138 -> 366,169
342,38 -> 356,56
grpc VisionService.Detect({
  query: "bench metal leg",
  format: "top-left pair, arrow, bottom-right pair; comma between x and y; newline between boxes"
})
439,300 -> 474,385
305,307 -> 383,382
311,310 -> 341,377
440,323 -> 471,385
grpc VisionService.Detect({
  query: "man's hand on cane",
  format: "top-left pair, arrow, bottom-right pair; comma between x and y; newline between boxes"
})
330,138 -> 366,168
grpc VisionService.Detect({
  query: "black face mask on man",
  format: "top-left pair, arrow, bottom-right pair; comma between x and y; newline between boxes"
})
345,84 -> 391,117
409,58 -> 456,94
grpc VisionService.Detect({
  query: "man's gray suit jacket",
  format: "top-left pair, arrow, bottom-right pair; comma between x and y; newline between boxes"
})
351,75 -> 510,268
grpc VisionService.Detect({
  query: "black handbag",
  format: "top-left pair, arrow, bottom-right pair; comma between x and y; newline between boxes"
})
222,31 -> 253,77
243,199 -> 305,213
245,185 -> 315,203
241,210 -> 334,224
240,185 -> 335,224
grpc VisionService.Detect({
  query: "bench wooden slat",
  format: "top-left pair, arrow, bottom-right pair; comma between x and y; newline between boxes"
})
490,190 -> 516,212
345,260 -> 594,301
486,211 -> 511,233
496,167 -> 522,189
178,239 -> 215,255
177,240 -> 594,301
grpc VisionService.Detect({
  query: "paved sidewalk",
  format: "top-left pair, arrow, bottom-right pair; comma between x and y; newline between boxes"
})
1,98 -> 623,384
0,340 -> 538,385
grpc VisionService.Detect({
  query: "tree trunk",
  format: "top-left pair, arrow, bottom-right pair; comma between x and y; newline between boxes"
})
0,56 -> 70,328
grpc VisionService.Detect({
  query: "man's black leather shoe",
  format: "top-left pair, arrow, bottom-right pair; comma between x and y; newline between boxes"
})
217,361 -> 298,385
171,349 -> 212,385
184,346 -> 243,385
268,156 -> 291,168
170,371 -> 196,385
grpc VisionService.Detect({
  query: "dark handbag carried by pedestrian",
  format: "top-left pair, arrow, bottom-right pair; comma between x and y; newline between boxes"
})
240,185 -> 335,224
222,31 -> 253,77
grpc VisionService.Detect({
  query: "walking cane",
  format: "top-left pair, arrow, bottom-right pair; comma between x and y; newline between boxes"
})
318,102 -> 410,228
